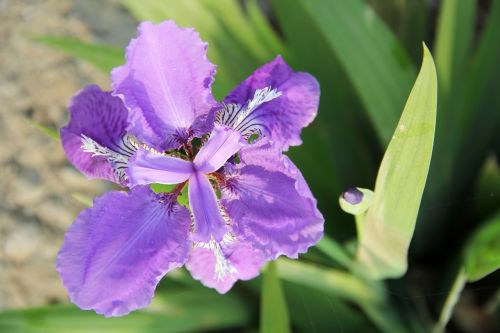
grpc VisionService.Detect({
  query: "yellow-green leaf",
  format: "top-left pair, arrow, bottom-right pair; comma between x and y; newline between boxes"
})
356,44 -> 438,279
260,262 -> 291,333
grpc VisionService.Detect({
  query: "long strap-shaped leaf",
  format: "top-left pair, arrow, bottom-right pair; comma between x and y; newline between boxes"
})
357,44 -> 438,279
293,0 -> 416,144
0,289 -> 250,333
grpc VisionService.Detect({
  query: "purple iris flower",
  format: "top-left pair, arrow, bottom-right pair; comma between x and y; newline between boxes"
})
58,21 -> 324,317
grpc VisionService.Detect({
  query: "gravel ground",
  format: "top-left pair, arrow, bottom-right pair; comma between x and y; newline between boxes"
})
0,0 -> 135,309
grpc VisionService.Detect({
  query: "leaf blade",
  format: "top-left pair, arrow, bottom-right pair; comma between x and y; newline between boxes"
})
294,0 -> 416,144
260,262 -> 291,333
0,290 -> 250,333
465,210 -> 500,282
357,44 -> 438,279
35,36 -> 124,73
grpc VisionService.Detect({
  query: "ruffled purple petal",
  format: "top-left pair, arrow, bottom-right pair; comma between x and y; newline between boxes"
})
193,124 -> 245,174
222,55 -> 319,150
188,172 -> 228,243
186,239 -> 265,293
221,141 -> 324,259
57,186 -> 191,317
126,148 -> 194,187
60,84 -> 134,184
112,21 -> 217,151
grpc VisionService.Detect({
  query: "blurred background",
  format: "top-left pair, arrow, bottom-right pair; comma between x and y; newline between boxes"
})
0,0 -> 499,332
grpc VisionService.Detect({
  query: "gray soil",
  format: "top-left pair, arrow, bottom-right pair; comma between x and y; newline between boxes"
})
0,0 -> 136,309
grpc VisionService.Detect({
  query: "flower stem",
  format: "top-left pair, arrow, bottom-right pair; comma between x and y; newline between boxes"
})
432,266 -> 467,333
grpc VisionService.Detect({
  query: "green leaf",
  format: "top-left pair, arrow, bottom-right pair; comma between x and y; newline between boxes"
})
423,0 -> 475,221
475,157 -> 500,218
276,259 -> 408,332
417,0 -> 500,256
260,262 -> 291,333
314,235 -> 353,269
464,210 -> 500,282
454,0 -> 500,183
291,0 -> 416,144
0,290 -> 250,333
434,0 -> 475,104
356,44 -> 437,279
71,193 -> 93,207
275,259 -> 383,304
282,282 -> 377,333
34,36 -> 124,73
26,119 -> 60,141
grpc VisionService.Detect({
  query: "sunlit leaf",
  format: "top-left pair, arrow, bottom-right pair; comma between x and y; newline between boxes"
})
0,290 -> 250,333
356,45 -> 437,279
260,262 -> 290,333
464,210 -> 500,282
35,36 -> 123,73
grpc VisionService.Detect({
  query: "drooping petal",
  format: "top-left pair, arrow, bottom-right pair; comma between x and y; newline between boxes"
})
186,238 -> 265,294
219,55 -> 319,150
60,84 -> 135,184
193,124 -> 245,174
126,148 -> 194,187
221,141 -> 324,259
57,186 -> 190,317
112,21 -> 217,151
188,172 -> 228,243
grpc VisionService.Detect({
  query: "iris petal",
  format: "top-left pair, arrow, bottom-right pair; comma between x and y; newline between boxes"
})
126,148 -> 194,187
188,172 -> 228,242
222,55 -> 320,151
112,21 -> 217,151
57,186 -> 191,317
60,84 -> 133,184
221,141 -> 324,259
193,124 -> 245,174
186,238 -> 265,294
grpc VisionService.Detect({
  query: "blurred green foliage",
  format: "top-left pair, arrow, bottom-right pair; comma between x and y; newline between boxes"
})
14,0 -> 500,332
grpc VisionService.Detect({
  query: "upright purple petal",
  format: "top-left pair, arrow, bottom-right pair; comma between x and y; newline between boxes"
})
221,141 -> 324,259
61,85 -> 134,184
221,55 -> 319,150
57,187 -> 190,317
186,239 -> 265,294
126,148 -> 194,187
112,21 -> 217,151
193,124 -> 245,174
188,172 -> 228,243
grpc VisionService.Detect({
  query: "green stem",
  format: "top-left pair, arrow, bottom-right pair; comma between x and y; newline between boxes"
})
315,236 -> 353,269
433,266 -> 467,333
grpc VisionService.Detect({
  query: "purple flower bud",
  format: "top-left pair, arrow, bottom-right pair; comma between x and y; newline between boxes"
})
342,187 -> 363,205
